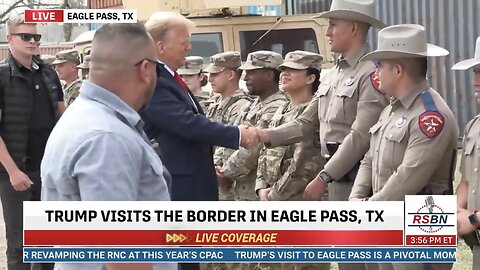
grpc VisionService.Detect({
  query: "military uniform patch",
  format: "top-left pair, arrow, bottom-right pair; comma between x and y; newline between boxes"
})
370,71 -> 381,93
419,111 -> 445,138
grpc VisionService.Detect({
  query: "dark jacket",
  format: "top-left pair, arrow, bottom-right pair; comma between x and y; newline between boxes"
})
0,54 -> 62,173
140,64 -> 240,201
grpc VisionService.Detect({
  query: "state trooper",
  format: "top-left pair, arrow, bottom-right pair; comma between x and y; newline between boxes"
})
256,0 -> 388,234
349,24 -> 456,270
255,50 -> 330,270
453,36 -> 480,270
53,49 -> 82,106
204,51 -> 252,201
178,56 -> 211,111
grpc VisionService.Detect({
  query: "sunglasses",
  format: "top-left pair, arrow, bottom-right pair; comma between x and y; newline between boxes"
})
135,58 -> 161,76
11,33 -> 42,42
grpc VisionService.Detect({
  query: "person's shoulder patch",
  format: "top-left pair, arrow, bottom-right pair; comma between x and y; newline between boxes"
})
369,71 -> 382,93
418,111 -> 445,138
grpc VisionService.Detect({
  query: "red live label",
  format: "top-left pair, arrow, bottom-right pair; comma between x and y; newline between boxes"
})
406,235 -> 456,246
24,10 -> 63,23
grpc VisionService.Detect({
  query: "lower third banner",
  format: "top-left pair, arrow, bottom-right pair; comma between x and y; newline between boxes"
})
23,247 -> 456,263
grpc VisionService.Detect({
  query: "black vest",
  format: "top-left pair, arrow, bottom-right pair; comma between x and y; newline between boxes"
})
0,54 -> 60,172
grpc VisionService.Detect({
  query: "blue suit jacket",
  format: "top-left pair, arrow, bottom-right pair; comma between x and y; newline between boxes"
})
140,64 -> 240,201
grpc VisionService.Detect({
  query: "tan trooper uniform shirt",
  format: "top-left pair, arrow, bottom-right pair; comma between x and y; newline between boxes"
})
64,78 -> 82,107
222,91 -> 289,201
460,115 -> 480,210
267,44 -> 389,181
256,100 -> 325,201
350,82 -> 458,201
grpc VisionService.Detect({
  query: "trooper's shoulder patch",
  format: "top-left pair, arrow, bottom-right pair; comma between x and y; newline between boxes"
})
419,111 -> 445,138
369,71 -> 381,93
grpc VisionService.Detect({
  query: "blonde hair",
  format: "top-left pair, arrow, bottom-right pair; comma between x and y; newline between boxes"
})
145,12 -> 195,42
6,12 -> 36,34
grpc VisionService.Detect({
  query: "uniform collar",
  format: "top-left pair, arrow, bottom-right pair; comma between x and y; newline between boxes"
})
337,43 -> 370,69
219,88 -> 241,106
261,90 -> 284,104
158,60 -> 174,76
64,77 -> 81,89
397,80 -> 430,109
79,80 -> 142,131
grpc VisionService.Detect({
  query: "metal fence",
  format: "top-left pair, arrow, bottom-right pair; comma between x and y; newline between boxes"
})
0,44 -> 74,60
288,0 -> 480,132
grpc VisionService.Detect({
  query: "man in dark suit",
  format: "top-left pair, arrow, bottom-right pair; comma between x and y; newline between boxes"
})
140,11 -> 258,205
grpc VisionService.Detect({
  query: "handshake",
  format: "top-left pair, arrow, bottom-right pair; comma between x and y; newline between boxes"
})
238,124 -> 270,149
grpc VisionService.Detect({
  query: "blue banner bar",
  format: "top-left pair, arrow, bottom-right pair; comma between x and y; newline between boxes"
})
23,247 -> 456,263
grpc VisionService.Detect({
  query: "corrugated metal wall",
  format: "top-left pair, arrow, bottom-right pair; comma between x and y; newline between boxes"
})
0,44 -> 74,60
88,0 -> 122,9
289,0 -> 480,132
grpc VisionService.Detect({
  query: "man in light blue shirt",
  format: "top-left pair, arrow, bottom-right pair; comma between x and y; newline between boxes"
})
41,23 -> 177,270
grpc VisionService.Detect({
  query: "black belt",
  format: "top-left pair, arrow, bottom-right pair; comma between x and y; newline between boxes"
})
323,141 -> 340,160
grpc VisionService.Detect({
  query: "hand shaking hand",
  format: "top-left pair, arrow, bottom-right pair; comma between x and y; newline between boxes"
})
239,123 -> 259,149
304,176 -> 327,201
256,127 -> 271,144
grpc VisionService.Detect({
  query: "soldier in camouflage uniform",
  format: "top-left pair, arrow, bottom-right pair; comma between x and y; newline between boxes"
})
178,56 -> 211,111
77,55 -> 90,80
53,49 -> 82,107
204,51 -> 252,201
220,51 -> 288,202
255,51 -> 330,270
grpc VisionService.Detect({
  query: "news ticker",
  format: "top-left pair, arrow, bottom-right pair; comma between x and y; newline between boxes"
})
23,247 -> 456,263
23,195 -> 457,248
24,9 -> 137,23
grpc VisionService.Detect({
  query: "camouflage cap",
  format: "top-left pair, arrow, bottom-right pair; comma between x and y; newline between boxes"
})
52,49 -> 80,65
40,55 -> 55,65
177,56 -> 204,75
77,55 -> 90,69
278,50 -> 323,71
203,51 -> 242,74
239,50 -> 283,70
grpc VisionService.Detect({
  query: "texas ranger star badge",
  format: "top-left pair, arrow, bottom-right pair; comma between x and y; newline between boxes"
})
419,111 -> 445,138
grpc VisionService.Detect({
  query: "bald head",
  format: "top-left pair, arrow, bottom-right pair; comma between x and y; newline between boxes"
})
90,23 -> 155,73
88,23 -> 158,112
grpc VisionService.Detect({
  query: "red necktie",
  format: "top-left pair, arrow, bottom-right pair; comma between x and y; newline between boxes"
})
173,71 -> 189,91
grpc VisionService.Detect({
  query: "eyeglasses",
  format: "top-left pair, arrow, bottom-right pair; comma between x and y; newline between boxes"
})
135,58 -> 161,76
10,33 -> 42,42
134,59 -> 158,66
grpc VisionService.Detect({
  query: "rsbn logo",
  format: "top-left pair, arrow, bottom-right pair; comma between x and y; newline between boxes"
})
408,196 -> 454,233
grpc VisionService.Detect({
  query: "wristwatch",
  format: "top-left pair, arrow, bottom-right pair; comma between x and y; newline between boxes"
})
318,170 -> 334,184
469,211 -> 480,227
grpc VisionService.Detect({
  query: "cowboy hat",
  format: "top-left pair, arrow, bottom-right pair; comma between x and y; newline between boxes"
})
452,36 -> 480,70
361,24 -> 449,62
314,0 -> 386,29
